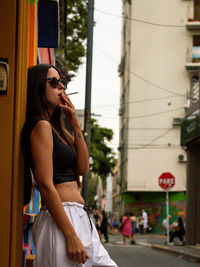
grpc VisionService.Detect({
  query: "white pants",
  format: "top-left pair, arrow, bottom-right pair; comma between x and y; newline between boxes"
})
32,202 -> 118,267
143,220 -> 148,229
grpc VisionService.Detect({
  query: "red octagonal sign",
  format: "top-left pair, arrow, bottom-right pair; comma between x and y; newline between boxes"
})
159,172 -> 175,190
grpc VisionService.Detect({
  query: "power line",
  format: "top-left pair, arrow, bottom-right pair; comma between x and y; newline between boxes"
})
120,127 -> 174,150
109,142 -> 181,149
126,145 -> 181,150
92,95 -> 184,109
100,106 -> 184,119
95,9 -> 185,28
128,127 -> 172,130
129,106 -> 184,119
128,135 -> 176,138
131,72 -> 184,97
94,44 -> 185,97
135,127 -> 173,148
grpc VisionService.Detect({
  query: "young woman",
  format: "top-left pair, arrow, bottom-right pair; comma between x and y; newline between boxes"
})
120,213 -> 132,245
169,217 -> 185,244
22,64 -> 118,267
110,213 -> 118,235
130,213 -> 137,245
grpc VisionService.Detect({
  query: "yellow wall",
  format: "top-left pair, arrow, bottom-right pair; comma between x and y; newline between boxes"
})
28,1 -> 38,67
0,0 -> 29,266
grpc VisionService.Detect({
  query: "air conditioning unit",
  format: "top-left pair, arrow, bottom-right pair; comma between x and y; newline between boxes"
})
173,118 -> 183,126
178,154 -> 187,163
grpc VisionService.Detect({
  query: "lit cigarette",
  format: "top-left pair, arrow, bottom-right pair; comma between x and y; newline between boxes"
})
66,92 -> 78,96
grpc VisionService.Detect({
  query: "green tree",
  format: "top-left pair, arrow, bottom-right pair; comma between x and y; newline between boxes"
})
56,0 -> 88,79
90,119 -> 117,187
88,176 -> 98,208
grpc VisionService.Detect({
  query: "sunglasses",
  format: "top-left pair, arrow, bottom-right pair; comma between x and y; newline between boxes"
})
46,77 -> 67,90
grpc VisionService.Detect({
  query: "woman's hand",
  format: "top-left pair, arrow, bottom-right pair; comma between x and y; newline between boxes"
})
59,91 -> 80,129
60,91 -> 89,175
65,234 -> 90,264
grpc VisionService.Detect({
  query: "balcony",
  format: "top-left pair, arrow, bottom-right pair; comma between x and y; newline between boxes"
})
185,73 -> 200,116
186,19 -> 200,30
185,46 -> 200,71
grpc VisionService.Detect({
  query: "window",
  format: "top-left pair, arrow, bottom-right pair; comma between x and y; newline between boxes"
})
194,0 -> 200,20
193,35 -> 200,46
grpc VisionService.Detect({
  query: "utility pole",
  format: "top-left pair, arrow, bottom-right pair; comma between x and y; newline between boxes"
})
64,0 -> 67,59
82,0 -> 94,205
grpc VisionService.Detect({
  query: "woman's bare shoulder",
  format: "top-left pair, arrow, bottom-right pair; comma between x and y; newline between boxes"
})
31,119 -> 52,140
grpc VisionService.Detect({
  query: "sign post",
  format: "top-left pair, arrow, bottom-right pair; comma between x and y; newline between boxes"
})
166,190 -> 169,244
158,172 -> 175,244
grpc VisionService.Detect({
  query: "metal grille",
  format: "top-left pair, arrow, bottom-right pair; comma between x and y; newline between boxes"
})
190,74 -> 200,105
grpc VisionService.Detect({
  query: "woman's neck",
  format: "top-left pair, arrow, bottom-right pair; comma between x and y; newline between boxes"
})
40,111 -> 51,121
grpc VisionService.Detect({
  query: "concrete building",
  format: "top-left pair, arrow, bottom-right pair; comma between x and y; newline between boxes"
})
181,0 -> 200,246
105,174 -> 113,213
112,165 -> 121,212
119,0 -> 191,232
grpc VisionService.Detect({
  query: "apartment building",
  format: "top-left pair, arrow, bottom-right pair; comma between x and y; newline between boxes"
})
118,0 -> 193,232
181,0 -> 200,246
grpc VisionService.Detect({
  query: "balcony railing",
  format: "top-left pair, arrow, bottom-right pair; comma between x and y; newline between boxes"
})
190,75 -> 200,105
186,46 -> 200,71
185,74 -> 200,116
186,19 -> 200,30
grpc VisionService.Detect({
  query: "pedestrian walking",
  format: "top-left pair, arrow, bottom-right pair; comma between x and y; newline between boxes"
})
120,213 -> 132,245
138,215 -> 144,234
169,217 -> 185,245
93,208 -> 102,241
22,64 -> 118,267
142,209 -> 148,234
162,214 -> 172,235
111,213 -> 118,235
100,210 -> 109,243
130,213 -> 137,244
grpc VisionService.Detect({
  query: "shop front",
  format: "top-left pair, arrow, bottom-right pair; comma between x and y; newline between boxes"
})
181,111 -> 200,245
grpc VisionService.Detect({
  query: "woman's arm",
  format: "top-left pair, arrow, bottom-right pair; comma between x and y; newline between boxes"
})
73,124 -> 89,176
60,92 -> 89,176
30,120 -> 89,264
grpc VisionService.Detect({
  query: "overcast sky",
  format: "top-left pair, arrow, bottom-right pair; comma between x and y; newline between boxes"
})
69,0 -> 122,153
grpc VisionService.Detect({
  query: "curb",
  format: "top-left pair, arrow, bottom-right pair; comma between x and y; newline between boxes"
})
152,244 -> 200,263
136,241 -> 152,247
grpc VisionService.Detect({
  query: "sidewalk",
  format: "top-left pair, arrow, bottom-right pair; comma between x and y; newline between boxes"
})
108,233 -> 200,263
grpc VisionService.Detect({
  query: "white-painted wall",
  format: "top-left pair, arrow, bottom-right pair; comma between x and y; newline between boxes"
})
120,0 -> 194,192
105,174 -> 113,212
127,148 -> 186,191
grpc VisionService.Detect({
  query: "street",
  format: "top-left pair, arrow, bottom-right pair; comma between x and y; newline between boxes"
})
103,234 -> 200,267
105,243 -> 199,267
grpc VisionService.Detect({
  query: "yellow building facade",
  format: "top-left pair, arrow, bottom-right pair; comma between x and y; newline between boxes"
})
0,1 -> 36,266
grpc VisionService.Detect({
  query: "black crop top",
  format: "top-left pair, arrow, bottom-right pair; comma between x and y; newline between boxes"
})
27,118 -> 77,185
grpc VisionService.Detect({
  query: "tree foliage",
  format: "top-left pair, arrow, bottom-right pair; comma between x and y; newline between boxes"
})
88,176 -> 98,208
56,0 -> 88,79
90,119 -> 117,186
88,119 -> 117,206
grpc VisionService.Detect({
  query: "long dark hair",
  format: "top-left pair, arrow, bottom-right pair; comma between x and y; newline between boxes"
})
26,64 -> 53,120
22,64 -> 75,205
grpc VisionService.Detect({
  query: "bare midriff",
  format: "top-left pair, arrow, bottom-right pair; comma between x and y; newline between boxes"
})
55,181 -> 85,204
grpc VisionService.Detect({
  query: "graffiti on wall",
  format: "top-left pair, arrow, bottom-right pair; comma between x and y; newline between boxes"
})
124,195 -> 186,233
